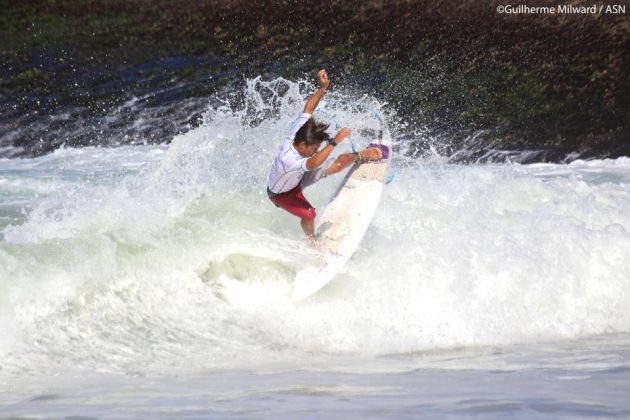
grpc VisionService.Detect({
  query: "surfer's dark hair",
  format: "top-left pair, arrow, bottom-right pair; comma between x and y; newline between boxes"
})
293,118 -> 330,146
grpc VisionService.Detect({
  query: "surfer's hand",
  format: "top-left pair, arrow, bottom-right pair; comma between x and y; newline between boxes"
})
362,147 -> 383,161
317,69 -> 329,89
334,128 -> 351,144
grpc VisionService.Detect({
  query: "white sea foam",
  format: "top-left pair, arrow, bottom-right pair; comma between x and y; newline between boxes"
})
0,79 -> 629,383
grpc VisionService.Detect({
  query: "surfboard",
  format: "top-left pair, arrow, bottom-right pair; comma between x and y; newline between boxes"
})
292,143 -> 390,301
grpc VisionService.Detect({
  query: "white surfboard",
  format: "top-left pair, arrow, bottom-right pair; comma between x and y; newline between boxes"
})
292,143 -> 390,301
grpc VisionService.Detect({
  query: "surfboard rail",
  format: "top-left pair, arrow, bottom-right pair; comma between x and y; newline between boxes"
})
292,144 -> 390,301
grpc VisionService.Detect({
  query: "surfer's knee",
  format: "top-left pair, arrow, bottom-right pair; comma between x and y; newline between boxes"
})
301,207 -> 316,222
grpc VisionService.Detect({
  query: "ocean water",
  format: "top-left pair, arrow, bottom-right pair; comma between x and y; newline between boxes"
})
1,79 -> 630,418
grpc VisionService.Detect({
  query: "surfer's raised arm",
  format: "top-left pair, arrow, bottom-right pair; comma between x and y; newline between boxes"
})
303,69 -> 329,114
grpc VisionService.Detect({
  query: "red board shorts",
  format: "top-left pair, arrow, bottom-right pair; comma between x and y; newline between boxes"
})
267,185 -> 316,221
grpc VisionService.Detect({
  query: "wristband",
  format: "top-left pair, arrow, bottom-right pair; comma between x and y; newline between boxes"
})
327,137 -> 337,147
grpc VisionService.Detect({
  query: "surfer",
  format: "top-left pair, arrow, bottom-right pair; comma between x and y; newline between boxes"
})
266,69 -> 382,240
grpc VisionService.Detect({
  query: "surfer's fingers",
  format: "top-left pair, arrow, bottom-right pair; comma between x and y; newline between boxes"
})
317,69 -> 329,86
365,147 -> 383,160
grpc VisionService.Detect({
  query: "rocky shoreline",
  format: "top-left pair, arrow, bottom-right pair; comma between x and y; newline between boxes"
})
1,0 -> 628,161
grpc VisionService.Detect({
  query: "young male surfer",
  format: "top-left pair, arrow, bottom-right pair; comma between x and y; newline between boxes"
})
266,69 -> 382,240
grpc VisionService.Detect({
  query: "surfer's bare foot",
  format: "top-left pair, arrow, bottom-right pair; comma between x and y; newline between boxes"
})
309,237 -> 322,251
362,147 -> 382,161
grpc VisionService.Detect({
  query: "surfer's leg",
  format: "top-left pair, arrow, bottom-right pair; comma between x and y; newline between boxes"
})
300,218 -> 316,239
269,186 -> 317,238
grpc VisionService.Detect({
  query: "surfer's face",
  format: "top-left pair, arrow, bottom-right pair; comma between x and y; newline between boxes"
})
295,141 -> 322,157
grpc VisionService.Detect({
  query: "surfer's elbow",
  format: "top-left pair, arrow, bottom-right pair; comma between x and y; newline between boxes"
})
305,157 -> 321,171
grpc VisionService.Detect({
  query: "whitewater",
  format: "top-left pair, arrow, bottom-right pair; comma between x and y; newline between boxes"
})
1,78 -> 630,418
